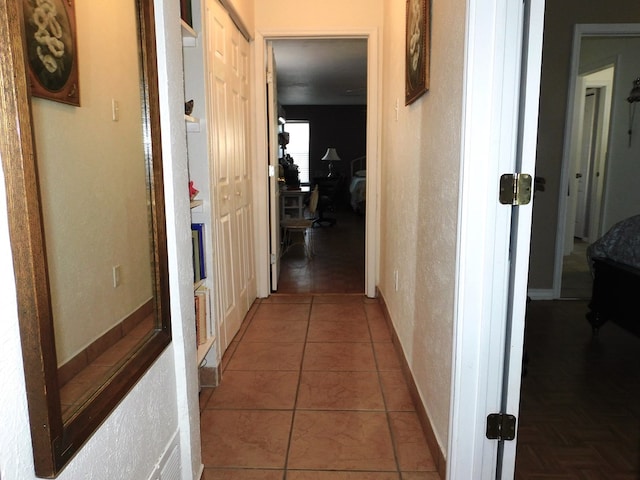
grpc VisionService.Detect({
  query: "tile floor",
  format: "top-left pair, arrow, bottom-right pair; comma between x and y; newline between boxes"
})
199,294 -> 440,480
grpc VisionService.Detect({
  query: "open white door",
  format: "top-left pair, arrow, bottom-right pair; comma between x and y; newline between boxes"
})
448,0 -> 544,477
266,43 -> 281,291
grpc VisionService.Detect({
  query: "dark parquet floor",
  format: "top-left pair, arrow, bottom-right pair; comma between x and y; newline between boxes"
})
516,300 -> 640,479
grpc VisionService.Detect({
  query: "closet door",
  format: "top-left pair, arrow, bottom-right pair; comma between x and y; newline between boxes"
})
206,0 -> 238,350
229,26 -> 255,316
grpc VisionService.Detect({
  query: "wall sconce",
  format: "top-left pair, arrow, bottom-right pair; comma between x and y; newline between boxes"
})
321,147 -> 341,177
627,77 -> 640,147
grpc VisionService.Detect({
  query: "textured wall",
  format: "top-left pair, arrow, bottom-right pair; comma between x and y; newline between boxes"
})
380,0 -> 465,455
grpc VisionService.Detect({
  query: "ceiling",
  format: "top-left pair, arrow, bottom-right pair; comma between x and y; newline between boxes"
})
272,39 -> 368,106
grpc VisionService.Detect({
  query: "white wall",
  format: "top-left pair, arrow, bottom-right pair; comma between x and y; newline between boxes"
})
380,0 -> 465,456
0,0 -> 201,478
580,36 -> 640,231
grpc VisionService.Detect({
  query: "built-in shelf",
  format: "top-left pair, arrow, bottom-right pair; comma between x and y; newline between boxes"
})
181,20 -> 197,47
197,335 -> 216,366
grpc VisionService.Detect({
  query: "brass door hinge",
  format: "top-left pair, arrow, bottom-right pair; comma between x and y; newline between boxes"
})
486,413 -> 517,441
499,173 -> 532,206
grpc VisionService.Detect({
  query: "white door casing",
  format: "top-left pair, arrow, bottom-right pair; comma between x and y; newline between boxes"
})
448,0 -> 544,477
253,29 -> 381,299
266,43 -> 281,291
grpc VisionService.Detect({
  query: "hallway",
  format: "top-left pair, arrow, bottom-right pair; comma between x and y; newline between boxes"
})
199,294 -> 440,479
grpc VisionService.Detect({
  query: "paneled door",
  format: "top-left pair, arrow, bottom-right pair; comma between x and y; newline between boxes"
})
205,0 -> 254,351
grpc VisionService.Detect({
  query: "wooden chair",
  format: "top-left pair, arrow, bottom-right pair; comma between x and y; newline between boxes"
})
281,185 -> 319,258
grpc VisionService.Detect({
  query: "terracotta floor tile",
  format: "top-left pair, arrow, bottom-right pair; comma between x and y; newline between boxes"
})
373,342 -> 402,371
261,294 -> 313,304
201,468 -> 284,480
368,317 -> 392,343
220,341 -> 239,373
307,320 -> 371,343
398,474 -> 441,480
199,387 -> 214,410
312,294 -> 366,304
388,412 -> 436,472
252,303 -> 311,321
242,319 -> 308,343
287,472 -> 399,480
201,409 -> 292,468
287,411 -> 396,471
379,371 -> 415,412
303,342 -> 376,371
310,303 -> 367,322
226,342 -> 304,371
206,371 -> 299,409
297,371 -> 385,410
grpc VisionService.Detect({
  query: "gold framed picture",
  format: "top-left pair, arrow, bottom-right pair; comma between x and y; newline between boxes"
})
22,0 -> 80,106
405,0 -> 430,105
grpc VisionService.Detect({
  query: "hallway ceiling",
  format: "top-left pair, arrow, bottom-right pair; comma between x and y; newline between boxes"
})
272,39 -> 367,106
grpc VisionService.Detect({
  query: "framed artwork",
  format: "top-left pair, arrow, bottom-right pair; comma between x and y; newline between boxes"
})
22,0 -> 80,106
405,0 -> 430,105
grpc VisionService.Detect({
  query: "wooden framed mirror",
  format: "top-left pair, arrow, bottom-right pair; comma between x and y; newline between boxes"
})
0,0 -> 171,477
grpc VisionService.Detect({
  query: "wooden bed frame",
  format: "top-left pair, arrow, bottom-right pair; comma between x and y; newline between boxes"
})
587,257 -> 640,337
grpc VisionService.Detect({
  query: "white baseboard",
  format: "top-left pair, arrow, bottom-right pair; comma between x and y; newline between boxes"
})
527,288 -> 555,300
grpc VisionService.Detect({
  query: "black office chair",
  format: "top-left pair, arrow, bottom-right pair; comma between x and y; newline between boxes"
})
312,176 -> 343,227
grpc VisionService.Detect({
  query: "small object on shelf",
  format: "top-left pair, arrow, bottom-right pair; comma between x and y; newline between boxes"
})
185,99 -> 194,115
189,180 -> 199,200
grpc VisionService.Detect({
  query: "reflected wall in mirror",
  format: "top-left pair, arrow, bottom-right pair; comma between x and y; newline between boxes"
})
0,0 -> 171,476
30,0 -> 154,421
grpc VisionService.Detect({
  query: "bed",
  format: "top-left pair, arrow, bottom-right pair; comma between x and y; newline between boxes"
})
349,156 -> 366,214
586,214 -> 640,336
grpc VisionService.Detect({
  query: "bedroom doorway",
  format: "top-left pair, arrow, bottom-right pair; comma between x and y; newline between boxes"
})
560,66 -> 614,299
554,27 -> 640,299
265,37 -> 371,295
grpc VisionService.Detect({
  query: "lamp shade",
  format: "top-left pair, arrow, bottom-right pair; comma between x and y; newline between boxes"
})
321,148 -> 341,162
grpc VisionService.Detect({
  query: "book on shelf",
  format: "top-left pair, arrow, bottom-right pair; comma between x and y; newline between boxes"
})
194,286 -> 209,345
191,223 -> 206,281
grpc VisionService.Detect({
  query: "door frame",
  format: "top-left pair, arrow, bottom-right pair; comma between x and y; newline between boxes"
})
448,0 -> 545,477
553,23 -> 640,298
252,28 -> 381,298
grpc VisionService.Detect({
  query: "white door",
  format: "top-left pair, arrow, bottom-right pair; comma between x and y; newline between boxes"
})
574,90 -> 597,239
448,0 -> 544,477
266,43 -> 281,291
229,25 -> 255,314
206,0 -> 240,350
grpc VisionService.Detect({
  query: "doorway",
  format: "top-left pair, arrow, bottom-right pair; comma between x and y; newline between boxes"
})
253,32 -> 381,299
554,27 -> 640,299
560,65 -> 614,299
271,39 -> 368,294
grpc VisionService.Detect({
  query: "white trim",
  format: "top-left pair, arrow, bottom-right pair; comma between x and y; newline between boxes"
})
553,23 -> 640,299
252,28 -> 381,298
527,288 -> 554,300
448,0 -> 545,477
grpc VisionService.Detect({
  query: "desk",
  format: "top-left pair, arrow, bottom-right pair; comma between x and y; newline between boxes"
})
280,186 -> 310,219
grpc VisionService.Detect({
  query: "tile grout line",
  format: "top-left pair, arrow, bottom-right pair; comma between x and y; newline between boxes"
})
281,296 -> 314,479
365,302 -> 404,477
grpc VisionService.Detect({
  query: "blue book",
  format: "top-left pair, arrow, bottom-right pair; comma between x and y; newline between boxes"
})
191,223 -> 206,279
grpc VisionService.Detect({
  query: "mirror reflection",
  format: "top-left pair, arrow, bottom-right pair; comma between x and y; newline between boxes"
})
28,0 -> 156,420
